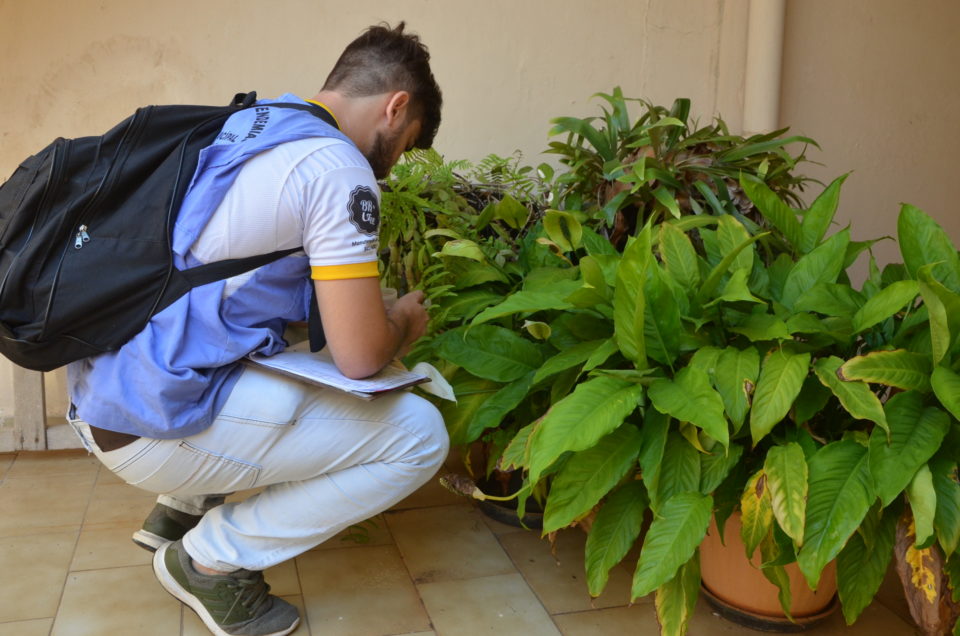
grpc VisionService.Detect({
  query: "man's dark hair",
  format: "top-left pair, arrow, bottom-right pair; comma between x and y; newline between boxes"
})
323,22 -> 442,149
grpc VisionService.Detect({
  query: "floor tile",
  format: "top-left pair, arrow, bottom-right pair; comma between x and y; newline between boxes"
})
5,449 -> 99,480
0,473 -> 93,537
52,565 -> 181,636
81,480 -> 158,529
386,504 -> 516,583
266,558 -> 302,597
94,466 -> 127,485
0,617 -> 54,636
70,525 -> 153,571
418,573 -> 561,636
552,604 -> 660,634
499,528 -> 636,613
181,594 -> 310,636
297,544 -> 431,636
0,531 -> 76,622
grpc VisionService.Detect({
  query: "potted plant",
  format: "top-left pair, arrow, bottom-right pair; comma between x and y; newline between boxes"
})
406,91 -> 960,635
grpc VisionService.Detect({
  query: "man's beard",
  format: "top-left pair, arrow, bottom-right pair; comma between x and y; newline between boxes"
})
364,129 -> 401,180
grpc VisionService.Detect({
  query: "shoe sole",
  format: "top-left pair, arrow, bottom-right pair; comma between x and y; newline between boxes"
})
152,542 -> 300,636
132,529 -> 168,553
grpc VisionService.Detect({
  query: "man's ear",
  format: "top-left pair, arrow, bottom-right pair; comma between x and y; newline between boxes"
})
385,91 -> 411,127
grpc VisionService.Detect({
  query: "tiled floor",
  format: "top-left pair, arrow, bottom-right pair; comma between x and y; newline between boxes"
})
0,449 -> 919,636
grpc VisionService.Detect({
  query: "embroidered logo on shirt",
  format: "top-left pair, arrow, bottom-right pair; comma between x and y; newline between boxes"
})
347,186 -> 380,235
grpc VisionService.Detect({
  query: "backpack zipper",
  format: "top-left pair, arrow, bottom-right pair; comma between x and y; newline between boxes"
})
74,225 -> 90,249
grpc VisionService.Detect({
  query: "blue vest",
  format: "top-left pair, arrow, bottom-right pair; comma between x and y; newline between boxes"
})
68,94 -> 357,438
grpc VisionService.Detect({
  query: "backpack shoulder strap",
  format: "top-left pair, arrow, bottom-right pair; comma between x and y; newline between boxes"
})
264,101 -> 340,129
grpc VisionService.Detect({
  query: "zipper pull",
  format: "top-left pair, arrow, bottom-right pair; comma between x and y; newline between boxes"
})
74,225 -> 90,249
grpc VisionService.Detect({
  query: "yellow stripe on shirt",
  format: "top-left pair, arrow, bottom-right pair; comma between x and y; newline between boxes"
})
304,100 -> 342,130
311,262 -> 379,280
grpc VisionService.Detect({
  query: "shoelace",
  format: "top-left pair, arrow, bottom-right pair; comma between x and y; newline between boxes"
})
223,572 -> 271,620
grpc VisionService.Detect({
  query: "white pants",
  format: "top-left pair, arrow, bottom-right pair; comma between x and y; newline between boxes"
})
69,365 -> 448,571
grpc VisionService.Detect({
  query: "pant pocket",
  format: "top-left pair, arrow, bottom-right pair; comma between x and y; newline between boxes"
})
120,440 -> 261,495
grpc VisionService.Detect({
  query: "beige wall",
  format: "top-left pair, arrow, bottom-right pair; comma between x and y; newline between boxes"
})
0,0 -> 750,426
780,0 -> 960,273
1,0 -> 957,432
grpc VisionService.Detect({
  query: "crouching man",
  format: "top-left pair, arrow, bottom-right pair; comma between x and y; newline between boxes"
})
66,22 -> 447,636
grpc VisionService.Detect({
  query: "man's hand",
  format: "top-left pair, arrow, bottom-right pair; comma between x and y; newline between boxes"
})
388,290 -> 429,359
313,278 -> 428,379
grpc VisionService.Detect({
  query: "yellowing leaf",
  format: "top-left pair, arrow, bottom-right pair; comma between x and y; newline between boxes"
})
740,470 -> 773,561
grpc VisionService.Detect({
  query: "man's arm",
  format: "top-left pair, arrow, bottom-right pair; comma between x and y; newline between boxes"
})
313,277 -> 428,379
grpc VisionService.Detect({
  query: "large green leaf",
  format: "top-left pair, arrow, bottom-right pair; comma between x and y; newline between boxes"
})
565,256 -> 612,309
794,282 -> 865,317
713,347 -> 760,431
648,432 -> 701,512
649,367 -> 729,449
918,269 -> 960,364
851,280 -> 920,333
584,337 -> 620,371
615,229 -> 651,366
700,443 -> 744,495
542,424 -> 643,532
741,176 -> 801,248
708,268 -> 763,305
644,264 -> 682,366
932,366 -> 960,422
441,371 -> 501,445
764,443 -> 808,546
839,349 -> 932,392
716,214 -> 754,272
527,377 -> 644,482
813,356 -> 888,433
532,339 -> 607,384
758,529 -> 794,619
799,174 -> 847,254
585,481 -> 649,596
741,470 -> 774,560
920,278 -> 954,367
797,441 -> 875,590
463,373 -> 534,444
869,391 -> 951,506
728,314 -> 791,342
837,505 -> 897,624
948,553 -> 960,604
697,233 -> 766,304
780,228 -> 851,310
659,222 -> 700,288
435,325 -> 543,382
439,289 -> 503,321
632,493 -> 713,600
794,375 -> 833,425
471,290 -> 576,325
898,203 -> 960,293
750,349 -> 811,446
909,464 -> 937,548
931,456 -> 960,557
655,552 -> 700,636
444,258 -> 510,288
500,422 -> 535,471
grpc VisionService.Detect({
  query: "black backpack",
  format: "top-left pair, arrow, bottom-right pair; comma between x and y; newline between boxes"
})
0,92 -> 336,372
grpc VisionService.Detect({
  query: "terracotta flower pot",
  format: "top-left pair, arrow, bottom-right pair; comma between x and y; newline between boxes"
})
699,514 -> 838,631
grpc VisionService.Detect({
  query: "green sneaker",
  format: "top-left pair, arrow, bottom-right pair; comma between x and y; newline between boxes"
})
153,540 -> 300,636
132,503 -> 202,552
